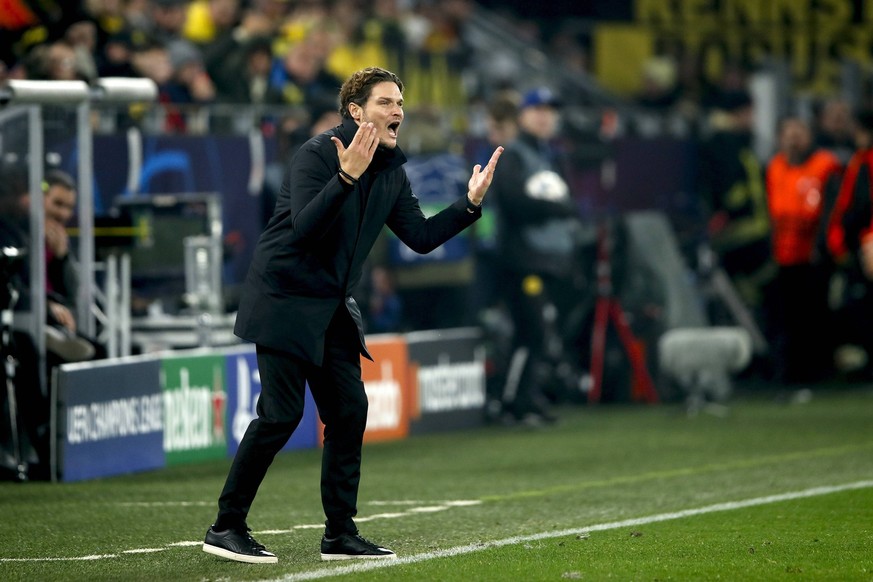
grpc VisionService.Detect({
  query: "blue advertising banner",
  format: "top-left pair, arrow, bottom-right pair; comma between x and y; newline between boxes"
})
89,134 -> 272,287
387,153 -> 471,266
224,347 -> 320,455
54,358 -> 165,482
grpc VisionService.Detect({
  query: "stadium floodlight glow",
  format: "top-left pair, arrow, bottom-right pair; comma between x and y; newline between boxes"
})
92,78 -> 158,103
0,79 -> 90,104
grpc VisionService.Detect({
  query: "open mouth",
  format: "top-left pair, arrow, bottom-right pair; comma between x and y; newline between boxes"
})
387,121 -> 400,138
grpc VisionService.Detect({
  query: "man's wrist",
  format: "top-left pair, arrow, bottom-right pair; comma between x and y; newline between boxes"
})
338,167 -> 359,186
466,194 -> 482,213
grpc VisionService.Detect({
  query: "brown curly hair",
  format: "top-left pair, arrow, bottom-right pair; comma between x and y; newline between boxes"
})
338,67 -> 404,119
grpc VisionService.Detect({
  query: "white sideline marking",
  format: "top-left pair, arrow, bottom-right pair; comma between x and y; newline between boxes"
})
268,480 -> 873,581
2,482 -> 870,565
0,499 -> 480,563
363,500 -> 481,506
407,506 -> 449,513
366,500 -> 432,505
0,554 -> 119,562
257,500 -> 482,535
117,501 -> 212,507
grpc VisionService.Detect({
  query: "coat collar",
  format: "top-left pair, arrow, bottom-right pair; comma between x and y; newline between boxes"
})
336,117 -> 407,173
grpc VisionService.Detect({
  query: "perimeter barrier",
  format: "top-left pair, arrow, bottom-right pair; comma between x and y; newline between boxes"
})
51,327 -> 485,482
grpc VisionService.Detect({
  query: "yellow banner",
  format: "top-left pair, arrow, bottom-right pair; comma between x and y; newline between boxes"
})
594,0 -> 873,96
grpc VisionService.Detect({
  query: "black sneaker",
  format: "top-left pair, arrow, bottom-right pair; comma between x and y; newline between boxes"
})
202,526 -> 278,564
320,532 -> 397,561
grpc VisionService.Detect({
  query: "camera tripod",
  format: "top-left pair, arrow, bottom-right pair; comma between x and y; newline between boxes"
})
587,218 -> 659,404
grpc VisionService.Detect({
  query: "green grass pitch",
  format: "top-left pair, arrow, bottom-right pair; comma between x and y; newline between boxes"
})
2,385 -> 872,581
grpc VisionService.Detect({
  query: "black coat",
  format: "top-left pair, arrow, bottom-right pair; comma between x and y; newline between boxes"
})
490,131 -> 580,277
234,117 -> 481,364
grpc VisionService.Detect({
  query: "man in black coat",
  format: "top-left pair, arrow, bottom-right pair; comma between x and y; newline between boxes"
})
203,67 -> 503,564
489,87 -> 580,425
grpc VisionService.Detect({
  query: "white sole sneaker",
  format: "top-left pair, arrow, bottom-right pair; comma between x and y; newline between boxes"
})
203,542 -> 278,564
320,552 -> 397,561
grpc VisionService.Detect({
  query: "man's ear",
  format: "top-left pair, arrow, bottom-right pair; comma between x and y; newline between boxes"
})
349,103 -> 361,122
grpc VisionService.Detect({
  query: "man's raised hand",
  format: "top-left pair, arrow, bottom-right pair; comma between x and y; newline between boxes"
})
331,122 -> 379,183
467,146 -> 504,206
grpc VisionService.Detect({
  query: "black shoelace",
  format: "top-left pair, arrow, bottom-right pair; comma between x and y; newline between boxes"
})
242,528 -> 266,551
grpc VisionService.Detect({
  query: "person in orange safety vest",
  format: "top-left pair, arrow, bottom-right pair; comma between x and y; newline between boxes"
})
765,116 -> 842,384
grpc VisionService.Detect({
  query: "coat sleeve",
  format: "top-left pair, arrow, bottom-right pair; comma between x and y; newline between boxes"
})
386,171 -> 479,254
491,149 -> 578,223
279,142 -> 354,242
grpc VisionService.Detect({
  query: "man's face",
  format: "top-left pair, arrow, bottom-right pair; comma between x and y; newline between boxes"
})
519,104 -> 559,140
354,81 -> 404,149
779,119 -> 811,159
44,185 -> 76,224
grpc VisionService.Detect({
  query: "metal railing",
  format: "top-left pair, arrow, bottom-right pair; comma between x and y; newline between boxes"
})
0,78 -> 158,384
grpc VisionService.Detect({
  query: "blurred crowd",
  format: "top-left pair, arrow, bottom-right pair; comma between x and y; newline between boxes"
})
1,0 -> 476,134
1,1 -> 785,137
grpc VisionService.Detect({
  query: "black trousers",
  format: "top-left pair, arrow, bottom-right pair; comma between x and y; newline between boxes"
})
501,271 -> 574,416
215,306 -> 368,535
770,263 -> 831,384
